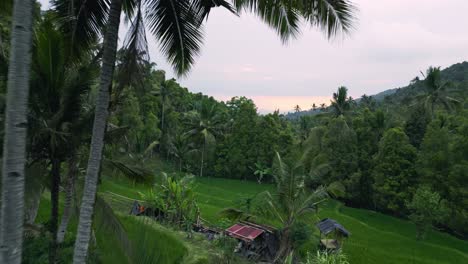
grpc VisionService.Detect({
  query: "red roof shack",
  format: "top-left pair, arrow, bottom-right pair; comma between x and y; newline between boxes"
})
226,223 -> 264,242
225,221 -> 279,262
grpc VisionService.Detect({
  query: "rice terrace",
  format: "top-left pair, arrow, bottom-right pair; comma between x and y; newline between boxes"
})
1,0 -> 468,263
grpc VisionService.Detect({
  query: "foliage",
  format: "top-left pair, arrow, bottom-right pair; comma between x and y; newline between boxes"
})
141,173 -> 199,228
213,236 -> 240,263
305,251 -> 350,264
406,185 -> 449,240
330,86 -> 353,117
372,128 -> 417,214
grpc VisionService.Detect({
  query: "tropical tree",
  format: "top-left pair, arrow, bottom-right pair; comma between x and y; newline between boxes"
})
68,0 -> 357,260
168,132 -> 195,171
294,104 -> 301,113
185,100 -> 224,177
0,0 -> 34,263
222,151 -> 328,261
253,162 -> 272,184
420,66 -> 460,117
140,173 -> 199,227
261,152 -> 327,261
154,79 -> 173,132
28,17 -> 97,262
407,185 -> 448,240
372,127 -> 417,214
330,86 -> 353,117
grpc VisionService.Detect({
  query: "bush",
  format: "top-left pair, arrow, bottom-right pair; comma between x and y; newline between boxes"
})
306,250 -> 350,264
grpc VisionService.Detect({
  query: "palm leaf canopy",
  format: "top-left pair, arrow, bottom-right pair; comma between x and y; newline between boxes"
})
145,0 -> 205,76
29,17 -> 97,158
52,0 -> 109,60
234,0 -> 356,42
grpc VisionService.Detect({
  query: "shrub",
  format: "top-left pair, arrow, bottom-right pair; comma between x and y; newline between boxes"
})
306,250 -> 350,264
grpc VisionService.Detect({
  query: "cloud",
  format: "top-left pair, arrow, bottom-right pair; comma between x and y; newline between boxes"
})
240,65 -> 256,73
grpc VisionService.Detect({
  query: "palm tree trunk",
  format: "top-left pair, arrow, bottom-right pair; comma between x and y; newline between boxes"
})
161,101 -> 165,132
57,156 -> 78,243
72,0 -> 122,262
200,140 -> 205,177
25,185 -> 44,225
49,158 -> 61,264
0,0 -> 34,263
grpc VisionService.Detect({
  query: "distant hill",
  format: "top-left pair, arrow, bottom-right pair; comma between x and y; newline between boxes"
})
285,61 -> 468,119
376,61 -> 468,104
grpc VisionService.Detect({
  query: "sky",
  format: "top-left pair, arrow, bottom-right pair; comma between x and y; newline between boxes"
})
39,0 -> 468,113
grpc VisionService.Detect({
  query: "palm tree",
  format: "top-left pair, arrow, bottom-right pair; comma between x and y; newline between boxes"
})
222,151 -> 327,261
72,0 -> 124,261
420,66 -> 460,117
168,132 -> 194,171
66,0 -> 357,260
56,155 -> 79,243
312,103 -> 317,111
330,86 -> 352,117
294,104 -> 301,113
0,0 -> 34,263
154,80 -> 173,132
267,152 -> 329,261
28,17 -> 97,262
185,101 -> 223,177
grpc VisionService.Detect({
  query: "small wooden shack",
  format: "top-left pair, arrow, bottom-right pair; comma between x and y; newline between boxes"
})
316,218 -> 350,251
225,221 -> 279,262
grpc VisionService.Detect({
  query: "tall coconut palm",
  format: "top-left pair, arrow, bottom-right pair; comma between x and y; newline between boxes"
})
0,0 -> 34,263
28,17 -> 97,262
168,132 -> 195,171
66,0 -> 357,261
294,104 -> 301,113
420,66 -> 460,117
185,101 -> 223,177
269,152 -> 328,261
221,151 -> 328,262
330,86 -> 352,117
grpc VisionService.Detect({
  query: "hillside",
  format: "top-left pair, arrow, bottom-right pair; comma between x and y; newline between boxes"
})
376,61 -> 468,104
98,176 -> 468,264
286,61 -> 468,119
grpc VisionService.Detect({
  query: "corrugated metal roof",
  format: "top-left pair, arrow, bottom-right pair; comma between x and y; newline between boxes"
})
226,223 -> 264,242
316,218 -> 350,237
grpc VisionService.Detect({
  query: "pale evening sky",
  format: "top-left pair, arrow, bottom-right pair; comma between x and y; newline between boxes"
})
39,0 -> 468,113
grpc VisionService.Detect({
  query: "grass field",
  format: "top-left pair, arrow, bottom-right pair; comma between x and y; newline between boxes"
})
99,176 -> 468,264
34,173 -> 467,263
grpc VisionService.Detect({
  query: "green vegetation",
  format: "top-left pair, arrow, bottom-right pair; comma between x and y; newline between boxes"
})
98,175 -> 468,264
1,0 -> 468,263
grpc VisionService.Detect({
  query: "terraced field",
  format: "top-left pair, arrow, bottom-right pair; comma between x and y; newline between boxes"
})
99,176 -> 468,263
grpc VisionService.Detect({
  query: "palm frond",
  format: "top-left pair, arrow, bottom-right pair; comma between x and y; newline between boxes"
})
272,151 -> 289,185
235,0 -> 356,40
144,140 -> 160,154
105,159 -> 154,183
52,0 -> 109,60
237,0 -> 301,42
94,195 -> 132,262
116,2 -> 150,94
192,0 -> 237,19
105,125 -> 130,143
327,181 -> 345,198
145,0 -> 204,76
218,208 -> 250,221
302,0 -> 357,38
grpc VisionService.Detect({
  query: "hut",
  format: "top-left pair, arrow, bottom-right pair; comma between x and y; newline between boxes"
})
316,218 -> 350,251
225,221 -> 279,262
